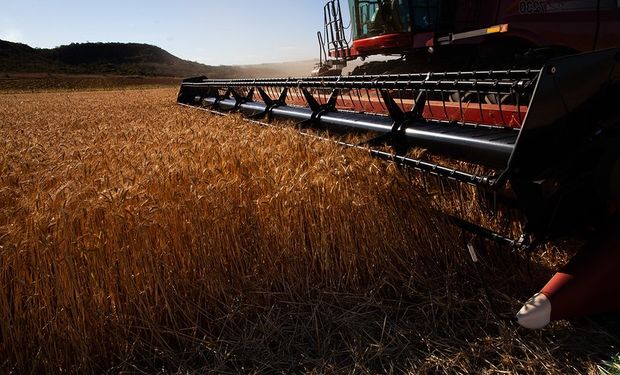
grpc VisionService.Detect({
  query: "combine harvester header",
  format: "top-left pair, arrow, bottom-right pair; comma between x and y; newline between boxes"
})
178,46 -> 620,329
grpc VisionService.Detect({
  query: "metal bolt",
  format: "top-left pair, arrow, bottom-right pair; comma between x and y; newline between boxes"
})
549,66 -> 557,75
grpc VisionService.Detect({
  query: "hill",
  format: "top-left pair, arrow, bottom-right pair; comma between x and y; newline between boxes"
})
0,40 -> 315,78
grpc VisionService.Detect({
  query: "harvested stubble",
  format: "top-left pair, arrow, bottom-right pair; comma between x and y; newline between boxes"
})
0,73 -> 179,93
0,88 -> 618,373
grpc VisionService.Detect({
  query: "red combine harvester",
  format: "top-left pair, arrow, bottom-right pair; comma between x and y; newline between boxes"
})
314,0 -> 620,75
178,1 -> 620,329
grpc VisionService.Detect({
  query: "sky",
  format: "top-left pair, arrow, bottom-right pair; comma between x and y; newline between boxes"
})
0,0 -> 351,65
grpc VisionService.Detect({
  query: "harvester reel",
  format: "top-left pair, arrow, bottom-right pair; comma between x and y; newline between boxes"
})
178,48 -> 620,327
178,48 -> 620,251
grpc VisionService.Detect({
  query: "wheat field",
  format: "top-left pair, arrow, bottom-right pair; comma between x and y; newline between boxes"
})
0,87 -> 618,373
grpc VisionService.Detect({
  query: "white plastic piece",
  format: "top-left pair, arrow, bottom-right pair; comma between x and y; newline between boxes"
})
467,243 -> 478,263
516,292 -> 552,329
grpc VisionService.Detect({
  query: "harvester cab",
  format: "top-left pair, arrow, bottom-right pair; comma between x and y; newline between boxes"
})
178,1 -> 620,329
314,0 -> 620,75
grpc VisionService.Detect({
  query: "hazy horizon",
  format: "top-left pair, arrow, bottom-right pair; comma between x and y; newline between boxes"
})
1,1 -> 350,66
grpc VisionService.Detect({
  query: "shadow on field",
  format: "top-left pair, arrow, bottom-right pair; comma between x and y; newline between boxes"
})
111,243 -> 620,374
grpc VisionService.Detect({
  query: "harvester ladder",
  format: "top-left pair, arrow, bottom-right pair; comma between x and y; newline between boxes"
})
322,0 -> 350,60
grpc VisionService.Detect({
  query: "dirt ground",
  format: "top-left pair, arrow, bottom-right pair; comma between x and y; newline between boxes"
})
0,73 -> 180,92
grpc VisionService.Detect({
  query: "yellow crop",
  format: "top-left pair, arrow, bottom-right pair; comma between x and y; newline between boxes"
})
0,88 -> 604,374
